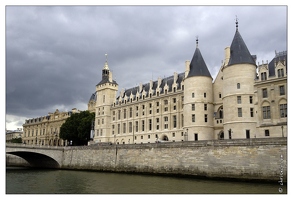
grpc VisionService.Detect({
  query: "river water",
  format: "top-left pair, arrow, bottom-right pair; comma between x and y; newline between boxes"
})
6,167 -> 286,194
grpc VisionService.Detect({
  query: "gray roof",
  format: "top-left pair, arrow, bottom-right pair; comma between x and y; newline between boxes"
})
89,91 -> 97,102
187,46 -> 211,78
228,29 -> 256,66
116,72 -> 185,102
268,51 -> 287,77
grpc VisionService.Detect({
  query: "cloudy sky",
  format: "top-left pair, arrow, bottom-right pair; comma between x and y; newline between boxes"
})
5,4 -> 288,130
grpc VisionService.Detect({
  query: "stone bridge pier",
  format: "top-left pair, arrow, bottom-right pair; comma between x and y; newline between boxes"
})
6,144 -> 64,168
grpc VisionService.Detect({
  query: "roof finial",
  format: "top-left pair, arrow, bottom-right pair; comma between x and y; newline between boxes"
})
235,15 -> 238,30
196,36 -> 199,48
105,53 -> 108,63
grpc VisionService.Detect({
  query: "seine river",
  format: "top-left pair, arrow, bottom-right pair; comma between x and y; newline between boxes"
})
6,167 -> 286,194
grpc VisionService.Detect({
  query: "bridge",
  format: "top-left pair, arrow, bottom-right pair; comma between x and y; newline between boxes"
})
6,143 -> 65,168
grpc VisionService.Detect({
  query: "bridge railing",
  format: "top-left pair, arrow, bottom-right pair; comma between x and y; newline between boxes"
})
6,143 -> 65,150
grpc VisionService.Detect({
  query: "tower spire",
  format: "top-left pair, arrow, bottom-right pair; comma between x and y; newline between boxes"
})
196,36 -> 199,48
235,15 -> 239,30
103,53 -> 109,70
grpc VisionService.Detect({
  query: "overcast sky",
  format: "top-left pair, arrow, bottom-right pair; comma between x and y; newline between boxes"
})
5,5 -> 287,130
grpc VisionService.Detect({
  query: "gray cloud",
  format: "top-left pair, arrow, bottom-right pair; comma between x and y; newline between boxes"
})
5,5 -> 287,129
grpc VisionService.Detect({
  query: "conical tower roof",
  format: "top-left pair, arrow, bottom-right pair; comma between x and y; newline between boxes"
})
187,39 -> 212,78
228,20 -> 255,66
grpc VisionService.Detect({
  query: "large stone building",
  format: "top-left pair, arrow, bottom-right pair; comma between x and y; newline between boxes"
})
22,108 -> 80,146
91,21 -> 287,144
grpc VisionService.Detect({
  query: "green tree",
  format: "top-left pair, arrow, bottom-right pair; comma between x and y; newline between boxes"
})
60,111 -> 95,146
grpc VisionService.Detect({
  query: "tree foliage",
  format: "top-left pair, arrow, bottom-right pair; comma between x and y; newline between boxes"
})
60,111 -> 95,146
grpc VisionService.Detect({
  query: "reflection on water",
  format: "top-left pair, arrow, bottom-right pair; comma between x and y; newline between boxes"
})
6,167 -> 286,194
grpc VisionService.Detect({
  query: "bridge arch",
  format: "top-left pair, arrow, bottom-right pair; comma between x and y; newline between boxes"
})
7,151 -> 60,168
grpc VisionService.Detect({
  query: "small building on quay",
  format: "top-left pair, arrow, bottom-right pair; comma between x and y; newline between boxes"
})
6,128 -> 23,143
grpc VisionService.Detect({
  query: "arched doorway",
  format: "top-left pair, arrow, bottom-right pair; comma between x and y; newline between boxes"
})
218,131 -> 224,140
161,135 -> 169,141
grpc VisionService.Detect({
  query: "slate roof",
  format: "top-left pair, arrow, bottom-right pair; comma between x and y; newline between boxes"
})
228,29 -> 256,66
187,46 -> 211,78
268,51 -> 287,77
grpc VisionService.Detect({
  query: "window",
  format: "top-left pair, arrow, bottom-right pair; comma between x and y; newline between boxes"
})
192,104 -> 195,111
173,105 -> 176,110
142,105 -> 145,109
129,108 -> 132,118
173,115 -> 177,128
237,83 -> 240,89
149,119 -> 152,131
204,93 -> 206,98
204,114 -> 208,122
246,130 -> 250,139
123,123 -> 126,134
148,135 -> 150,139
135,121 -> 138,132
280,104 -> 287,118
172,132 -> 175,137
164,107 -> 168,112
265,129 -> 270,136
129,122 -> 132,133
261,72 -> 267,80
249,96 -> 253,104
262,88 -> 268,98
141,135 -> 143,139
123,109 -> 126,119
219,93 -> 221,98
204,104 -> 207,110
238,108 -> 242,117
262,106 -> 271,119
250,108 -> 254,117
173,98 -> 176,103
192,114 -> 195,122
280,85 -> 285,95
237,96 -> 241,104
156,102 -> 159,106
192,93 -> 195,98
142,120 -> 145,131
164,100 -> 168,105
164,117 -> 168,122
118,110 -> 121,120
117,124 -> 120,134
278,68 -> 284,77
103,95 -> 105,103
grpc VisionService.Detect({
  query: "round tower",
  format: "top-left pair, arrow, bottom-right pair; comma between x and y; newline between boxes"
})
222,20 -> 257,139
94,54 -> 118,143
183,38 -> 214,141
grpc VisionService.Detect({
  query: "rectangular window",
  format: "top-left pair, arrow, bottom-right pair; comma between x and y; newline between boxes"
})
204,114 -> 208,122
262,88 -> 268,98
172,132 -> 175,137
157,108 -> 159,113
156,102 -> 159,106
173,105 -> 176,110
280,104 -> 287,118
135,121 -> 138,132
278,68 -> 284,77
164,100 -> 168,105
246,130 -> 250,139
123,109 -> 126,119
192,93 -> 195,98
237,83 -> 240,89
192,104 -> 195,111
250,108 -> 254,117
129,108 -> 132,118
204,92 -> 206,98
192,114 -> 195,122
149,119 -> 152,131
164,123 -> 168,129
237,96 -> 241,104
173,98 -> 176,103
280,85 -> 285,95
123,123 -> 126,134
141,135 -> 143,139
142,120 -> 145,131
204,104 -> 207,111
249,96 -> 253,104
164,107 -> 168,112
118,110 -> 121,120
238,108 -> 242,117
129,122 -> 132,133
173,115 -> 177,128
262,106 -> 271,119
118,124 -> 120,134
261,72 -> 267,80
219,93 -> 221,98
265,129 -> 270,136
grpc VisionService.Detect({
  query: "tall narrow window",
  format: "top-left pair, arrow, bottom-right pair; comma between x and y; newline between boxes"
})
129,122 -> 132,133
204,93 -> 206,98
192,93 -> 195,98
265,129 -> 270,136
129,107 -> 132,118
280,85 -> 285,95
262,88 -> 268,98
123,123 -> 126,134
261,72 -> 267,80
280,104 -> 287,118
204,104 -> 207,111
204,114 -> 208,122
237,83 -> 240,89
278,68 -> 284,77
135,121 -> 138,132
118,124 -> 120,134
262,106 -> 271,119
192,104 -> 195,111
250,108 -> 254,117
142,120 -> 145,131
192,114 -> 195,122
249,96 -> 253,104
237,96 -> 241,104
238,108 -> 242,117
173,115 -> 177,128
123,109 -> 126,119
149,119 -> 152,131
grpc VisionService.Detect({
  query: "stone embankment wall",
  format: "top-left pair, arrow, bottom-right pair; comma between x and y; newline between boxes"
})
61,138 -> 287,182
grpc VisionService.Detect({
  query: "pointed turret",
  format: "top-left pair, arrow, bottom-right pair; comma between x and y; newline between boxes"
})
228,19 -> 255,66
187,38 -> 212,78
97,54 -> 117,86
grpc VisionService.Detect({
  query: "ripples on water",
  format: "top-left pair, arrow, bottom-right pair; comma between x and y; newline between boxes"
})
6,167 -> 286,194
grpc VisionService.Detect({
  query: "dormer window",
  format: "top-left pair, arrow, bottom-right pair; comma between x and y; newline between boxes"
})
278,68 -> 284,77
261,72 -> 267,80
